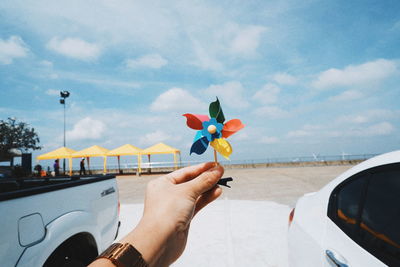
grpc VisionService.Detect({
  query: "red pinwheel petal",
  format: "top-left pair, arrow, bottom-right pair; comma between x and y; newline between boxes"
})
222,119 -> 245,138
183,114 -> 210,130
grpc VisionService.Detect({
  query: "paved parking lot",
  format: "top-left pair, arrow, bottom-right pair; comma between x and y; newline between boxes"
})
116,164 -> 355,267
116,164 -> 353,206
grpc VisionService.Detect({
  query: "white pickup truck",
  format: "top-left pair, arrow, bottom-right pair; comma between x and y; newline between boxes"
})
0,175 -> 120,267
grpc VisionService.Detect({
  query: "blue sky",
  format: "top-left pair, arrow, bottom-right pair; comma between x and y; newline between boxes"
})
0,0 -> 399,166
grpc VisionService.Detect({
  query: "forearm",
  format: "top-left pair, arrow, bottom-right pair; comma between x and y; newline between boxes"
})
119,218 -> 170,266
89,218 -> 171,267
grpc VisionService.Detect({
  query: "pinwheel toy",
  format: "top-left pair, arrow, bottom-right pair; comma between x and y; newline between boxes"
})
183,98 -> 245,187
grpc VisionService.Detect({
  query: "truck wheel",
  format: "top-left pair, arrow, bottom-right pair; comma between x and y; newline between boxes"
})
58,259 -> 86,267
44,233 -> 97,267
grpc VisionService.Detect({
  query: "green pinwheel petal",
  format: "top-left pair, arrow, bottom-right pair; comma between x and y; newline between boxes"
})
209,97 -> 225,124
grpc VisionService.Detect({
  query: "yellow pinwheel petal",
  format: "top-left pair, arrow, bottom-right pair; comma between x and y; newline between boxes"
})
211,138 -> 232,160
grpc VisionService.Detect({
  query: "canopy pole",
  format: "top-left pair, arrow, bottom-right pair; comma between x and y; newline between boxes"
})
69,157 -> 72,176
137,154 -> 142,175
87,157 -> 91,175
148,154 -> 151,173
173,152 -> 177,170
103,156 -> 107,174
118,156 -> 121,173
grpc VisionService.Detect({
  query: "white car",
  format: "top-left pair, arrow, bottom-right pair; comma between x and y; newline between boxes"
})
288,150 -> 400,267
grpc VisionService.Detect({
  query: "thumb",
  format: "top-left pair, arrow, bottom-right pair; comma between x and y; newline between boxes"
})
183,164 -> 224,198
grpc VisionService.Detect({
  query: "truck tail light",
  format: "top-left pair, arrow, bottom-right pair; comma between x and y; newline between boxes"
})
288,208 -> 295,227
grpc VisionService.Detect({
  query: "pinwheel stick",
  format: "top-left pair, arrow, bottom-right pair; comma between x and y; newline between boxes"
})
213,148 -> 233,187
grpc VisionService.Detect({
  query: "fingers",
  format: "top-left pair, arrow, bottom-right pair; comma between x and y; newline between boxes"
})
194,186 -> 222,216
165,162 -> 216,184
184,164 -> 224,197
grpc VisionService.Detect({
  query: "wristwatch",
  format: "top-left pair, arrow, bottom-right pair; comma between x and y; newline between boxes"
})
97,243 -> 148,267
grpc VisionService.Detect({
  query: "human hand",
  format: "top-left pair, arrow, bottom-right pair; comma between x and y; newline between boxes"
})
120,162 -> 224,266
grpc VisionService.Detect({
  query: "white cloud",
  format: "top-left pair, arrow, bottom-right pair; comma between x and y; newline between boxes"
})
253,83 -> 281,104
286,124 -> 323,138
126,54 -> 168,69
66,117 -> 106,141
190,38 -> 223,71
230,131 -> 249,141
253,106 -> 289,119
365,109 -> 400,120
46,37 -> 101,60
0,2 -> 266,71
366,122 -> 395,136
328,122 -> 395,138
335,109 -> 398,125
230,25 -> 266,56
329,90 -> 363,102
39,60 -> 53,67
42,142 -> 62,152
260,136 -> 279,144
335,115 -> 369,125
150,88 -> 204,112
389,20 -> 400,32
204,81 -> 249,109
72,76 -> 139,89
45,89 -> 59,96
272,73 -> 297,85
353,122 -> 395,137
53,71 -> 140,94
289,120 -> 395,139
287,129 -> 313,138
312,59 -> 397,89
0,36 -> 29,64
139,130 -> 171,146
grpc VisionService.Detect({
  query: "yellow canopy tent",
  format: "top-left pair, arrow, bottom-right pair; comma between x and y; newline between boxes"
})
141,143 -> 180,171
107,144 -> 143,173
36,147 -> 77,176
72,145 -> 109,173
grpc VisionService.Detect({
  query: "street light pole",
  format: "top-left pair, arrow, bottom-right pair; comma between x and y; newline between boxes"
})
63,100 -> 66,147
60,91 -> 70,175
63,101 -> 66,174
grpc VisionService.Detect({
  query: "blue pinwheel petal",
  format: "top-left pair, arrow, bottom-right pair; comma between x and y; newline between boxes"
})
201,118 -> 224,142
202,118 -> 218,129
190,136 -> 209,155
193,130 -> 204,142
201,128 -> 212,141
216,122 -> 223,131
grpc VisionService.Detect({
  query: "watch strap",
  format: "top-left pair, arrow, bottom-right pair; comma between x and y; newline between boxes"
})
97,243 -> 148,267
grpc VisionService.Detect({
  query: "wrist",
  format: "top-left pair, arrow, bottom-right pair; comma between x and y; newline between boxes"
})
96,243 -> 147,267
120,217 -> 170,265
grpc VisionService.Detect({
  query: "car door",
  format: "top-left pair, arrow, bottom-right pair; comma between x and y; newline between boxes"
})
323,163 -> 400,267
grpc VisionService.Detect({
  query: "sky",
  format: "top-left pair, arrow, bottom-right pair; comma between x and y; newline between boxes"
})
0,0 -> 399,166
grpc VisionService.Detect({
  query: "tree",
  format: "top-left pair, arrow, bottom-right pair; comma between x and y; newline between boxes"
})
0,118 -> 41,165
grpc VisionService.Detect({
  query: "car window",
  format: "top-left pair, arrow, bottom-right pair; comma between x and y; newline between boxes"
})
359,169 -> 400,265
335,176 -> 366,234
328,164 -> 400,266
